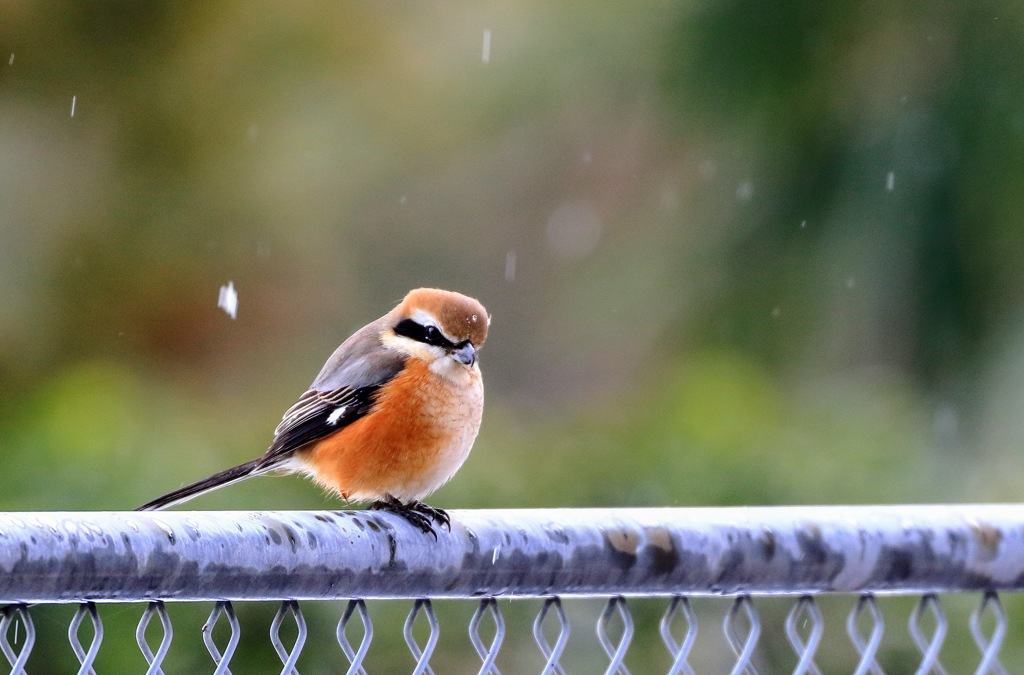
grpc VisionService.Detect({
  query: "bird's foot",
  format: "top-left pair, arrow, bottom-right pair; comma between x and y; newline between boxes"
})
369,496 -> 450,538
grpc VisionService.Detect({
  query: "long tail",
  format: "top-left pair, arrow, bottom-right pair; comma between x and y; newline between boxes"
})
135,458 -> 272,511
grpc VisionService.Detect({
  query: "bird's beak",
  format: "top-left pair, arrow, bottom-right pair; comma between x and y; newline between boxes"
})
452,342 -> 476,366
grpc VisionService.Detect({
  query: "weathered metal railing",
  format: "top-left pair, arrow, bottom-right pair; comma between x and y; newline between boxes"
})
0,505 -> 1021,672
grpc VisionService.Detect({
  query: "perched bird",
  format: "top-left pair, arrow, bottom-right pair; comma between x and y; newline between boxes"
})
137,288 -> 488,536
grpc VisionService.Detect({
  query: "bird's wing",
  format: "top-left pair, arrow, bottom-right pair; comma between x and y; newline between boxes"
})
259,342 -> 405,466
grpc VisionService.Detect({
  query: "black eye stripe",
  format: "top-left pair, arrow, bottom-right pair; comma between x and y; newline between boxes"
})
393,318 -> 457,350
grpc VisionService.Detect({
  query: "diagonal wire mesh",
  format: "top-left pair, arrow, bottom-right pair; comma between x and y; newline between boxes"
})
5,592 -> 1021,673
724,595 -> 761,675
469,597 -> 505,675
785,595 -> 823,675
533,596 -> 570,675
970,592 -> 1008,675
0,583 -> 1020,671
847,594 -> 884,675
136,601 -> 172,675
660,596 -> 697,675
337,599 -> 373,675
910,594 -> 948,675
69,602 -> 103,675
270,600 -> 307,674
203,601 -> 240,675
0,605 -> 34,675
596,596 -> 633,675
403,598 -> 439,675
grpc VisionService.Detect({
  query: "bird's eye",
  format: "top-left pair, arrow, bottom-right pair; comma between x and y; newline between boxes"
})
394,318 -> 455,349
421,325 -> 451,348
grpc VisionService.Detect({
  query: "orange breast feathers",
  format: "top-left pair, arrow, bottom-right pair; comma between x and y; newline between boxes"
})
297,358 -> 484,503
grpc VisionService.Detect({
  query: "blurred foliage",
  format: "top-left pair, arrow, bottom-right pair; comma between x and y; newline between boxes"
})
4,0 -> 1024,670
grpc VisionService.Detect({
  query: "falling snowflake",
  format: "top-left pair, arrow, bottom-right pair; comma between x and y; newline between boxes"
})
218,281 -> 238,319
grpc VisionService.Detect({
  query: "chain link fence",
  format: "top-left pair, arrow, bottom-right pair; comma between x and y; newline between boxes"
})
0,505 -> 1021,672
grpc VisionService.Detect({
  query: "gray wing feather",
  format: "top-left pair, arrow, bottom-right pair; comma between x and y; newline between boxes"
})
264,316 -> 404,461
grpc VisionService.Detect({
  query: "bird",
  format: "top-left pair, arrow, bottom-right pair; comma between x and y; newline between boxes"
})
136,288 -> 488,536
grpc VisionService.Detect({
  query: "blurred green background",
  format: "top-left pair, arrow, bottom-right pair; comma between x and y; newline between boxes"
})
3,1 -> 1024,672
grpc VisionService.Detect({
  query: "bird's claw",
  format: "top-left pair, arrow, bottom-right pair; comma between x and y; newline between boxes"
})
370,497 -> 450,538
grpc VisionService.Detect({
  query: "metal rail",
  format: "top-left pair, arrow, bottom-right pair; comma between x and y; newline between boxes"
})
1,505 -> 1022,603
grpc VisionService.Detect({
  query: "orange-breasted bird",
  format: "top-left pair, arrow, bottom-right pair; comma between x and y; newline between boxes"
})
136,288 -> 488,536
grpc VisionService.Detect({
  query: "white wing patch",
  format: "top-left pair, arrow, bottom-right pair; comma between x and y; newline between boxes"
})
326,406 -> 348,426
